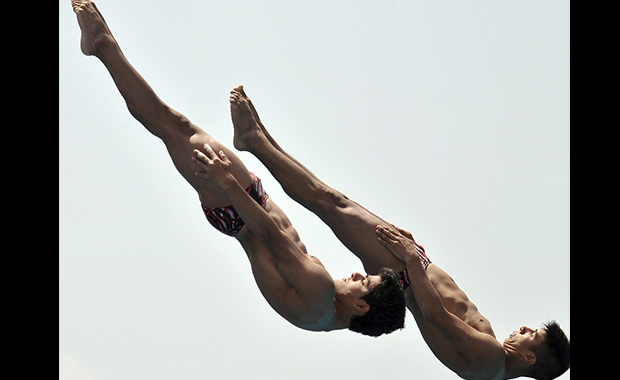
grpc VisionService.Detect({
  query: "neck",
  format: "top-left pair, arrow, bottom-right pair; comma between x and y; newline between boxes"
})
502,347 -> 528,380
332,296 -> 354,329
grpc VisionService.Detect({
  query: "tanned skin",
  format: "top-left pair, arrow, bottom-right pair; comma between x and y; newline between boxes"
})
228,85 -> 550,380
71,0 -> 391,335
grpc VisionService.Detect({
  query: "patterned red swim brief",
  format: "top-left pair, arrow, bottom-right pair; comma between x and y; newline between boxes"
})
397,238 -> 431,290
201,172 -> 269,237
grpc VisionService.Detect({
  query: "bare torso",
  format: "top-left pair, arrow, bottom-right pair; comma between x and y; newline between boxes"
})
235,199 -> 340,332
412,264 -> 501,379
215,84 -> 511,379
315,196 -> 504,379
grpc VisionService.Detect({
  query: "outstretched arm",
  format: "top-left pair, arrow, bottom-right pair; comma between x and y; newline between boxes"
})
376,225 -> 446,324
376,225 -> 503,366
192,145 -> 334,301
193,145 -> 279,244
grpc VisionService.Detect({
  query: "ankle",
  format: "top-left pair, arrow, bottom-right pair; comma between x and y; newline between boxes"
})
91,34 -> 117,58
249,132 -> 275,155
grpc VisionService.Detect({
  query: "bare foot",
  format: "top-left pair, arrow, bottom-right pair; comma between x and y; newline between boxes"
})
232,85 -> 284,152
72,0 -> 115,57
230,85 -> 265,151
233,85 -> 266,130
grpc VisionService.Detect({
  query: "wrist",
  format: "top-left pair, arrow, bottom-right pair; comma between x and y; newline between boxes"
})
215,173 -> 238,190
405,252 -> 422,269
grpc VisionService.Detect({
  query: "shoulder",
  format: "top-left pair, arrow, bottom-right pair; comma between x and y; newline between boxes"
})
436,315 -> 505,376
467,333 -> 506,376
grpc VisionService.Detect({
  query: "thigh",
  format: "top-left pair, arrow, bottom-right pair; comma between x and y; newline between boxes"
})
162,119 -> 253,207
318,197 -> 406,274
236,232 -> 292,309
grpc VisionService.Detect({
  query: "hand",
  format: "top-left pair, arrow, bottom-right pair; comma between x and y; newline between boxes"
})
376,225 -> 420,262
390,224 -> 414,240
191,144 -> 234,187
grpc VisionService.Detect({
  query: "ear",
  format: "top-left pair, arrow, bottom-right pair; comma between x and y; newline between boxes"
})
523,352 -> 537,365
353,300 -> 370,315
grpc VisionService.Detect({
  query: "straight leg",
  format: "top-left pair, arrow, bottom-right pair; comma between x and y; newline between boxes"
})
71,2 -> 327,323
229,87 -> 404,274
71,1 -> 252,207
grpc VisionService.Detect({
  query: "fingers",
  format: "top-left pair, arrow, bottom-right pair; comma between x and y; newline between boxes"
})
193,144 -> 220,162
191,144 -> 231,179
377,225 -> 397,237
191,150 -> 210,175
376,225 -> 399,244
191,144 -> 215,174
193,150 -> 210,163
390,224 -> 414,239
377,234 -> 390,247
203,143 -> 216,157
376,230 -> 395,250
217,150 -> 231,164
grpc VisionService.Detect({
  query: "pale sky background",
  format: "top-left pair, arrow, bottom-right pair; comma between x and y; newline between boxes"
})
59,1 -> 570,379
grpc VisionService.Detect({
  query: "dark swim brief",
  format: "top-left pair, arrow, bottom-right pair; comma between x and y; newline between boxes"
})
201,172 -> 269,237
397,238 -> 431,290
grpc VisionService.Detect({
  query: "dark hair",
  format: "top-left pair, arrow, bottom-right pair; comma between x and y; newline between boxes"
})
528,320 -> 570,380
348,268 -> 406,337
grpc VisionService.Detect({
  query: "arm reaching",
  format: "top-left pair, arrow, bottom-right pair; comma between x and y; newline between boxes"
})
376,225 -> 444,322
376,225 -> 421,262
192,145 -> 276,241
376,225 -> 504,369
192,145 -> 334,300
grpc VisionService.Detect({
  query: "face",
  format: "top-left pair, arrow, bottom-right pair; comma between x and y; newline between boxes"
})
504,326 -> 547,350
335,272 -> 382,301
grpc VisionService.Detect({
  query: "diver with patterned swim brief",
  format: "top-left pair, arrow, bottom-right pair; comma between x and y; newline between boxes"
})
71,0 -> 406,338
229,85 -> 570,380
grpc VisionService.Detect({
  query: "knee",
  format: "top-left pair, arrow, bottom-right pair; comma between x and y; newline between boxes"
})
161,107 -> 194,135
131,103 -> 194,141
304,183 -> 348,211
126,102 -> 149,125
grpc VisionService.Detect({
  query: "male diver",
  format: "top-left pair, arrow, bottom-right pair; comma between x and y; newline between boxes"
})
209,86 -> 570,380
70,0 -> 406,337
